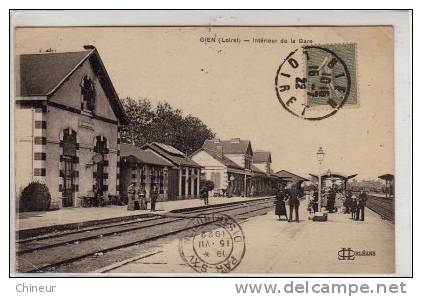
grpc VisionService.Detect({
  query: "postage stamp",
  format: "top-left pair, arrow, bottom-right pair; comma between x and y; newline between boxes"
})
275,43 -> 357,120
178,213 -> 246,273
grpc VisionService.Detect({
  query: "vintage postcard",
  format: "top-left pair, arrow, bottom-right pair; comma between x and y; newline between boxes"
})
11,11 -> 411,276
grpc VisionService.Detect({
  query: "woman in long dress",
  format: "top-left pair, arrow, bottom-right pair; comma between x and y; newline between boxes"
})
275,188 -> 289,221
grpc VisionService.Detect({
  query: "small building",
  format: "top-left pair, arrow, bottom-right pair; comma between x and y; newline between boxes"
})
15,46 -> 128,208
191,138 -> 254,197
141,142 -> 202,199
250,151 -> 282,196
119,143 -> 174,202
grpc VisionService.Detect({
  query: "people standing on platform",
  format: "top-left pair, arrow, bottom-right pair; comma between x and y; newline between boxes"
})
274,186 -> 289,221
150,185 -> 158,211
308,190 -> 318,219
312,190 -> 319,212
350,194 -> 358,220
127,182 -> 138,210
200,185 -> 209,205
357,189 -> 368,221
138,185 -> 147,210
327,187 -> 336,213
287,182 -> 301,223
344,190 -> 353,214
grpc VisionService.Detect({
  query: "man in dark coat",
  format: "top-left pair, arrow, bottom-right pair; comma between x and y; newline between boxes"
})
344,190 -> 352,213
200,186 -> 209,205
357,190 -> 368,221
288,182 -> 301,223
326,187 -> 336,212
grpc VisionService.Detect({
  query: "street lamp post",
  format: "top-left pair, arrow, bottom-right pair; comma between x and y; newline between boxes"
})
316,147 -> 325,212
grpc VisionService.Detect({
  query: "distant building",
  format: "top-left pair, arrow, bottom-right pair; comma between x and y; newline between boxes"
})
119,143 -> 174,202
192,138 -> 281,197
251,151 -> 281,196
141,142 -> 202,199
15,46 -> 128,208
252,151 -> 272,174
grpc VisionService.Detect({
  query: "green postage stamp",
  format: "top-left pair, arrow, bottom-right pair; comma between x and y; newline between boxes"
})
305,43 -> 357,107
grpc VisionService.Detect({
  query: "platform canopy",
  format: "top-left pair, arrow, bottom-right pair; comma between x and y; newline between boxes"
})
378,173 -> 394,181
309,170 -> 357,181
378,173 -> 394,198
274,170 -> 309,182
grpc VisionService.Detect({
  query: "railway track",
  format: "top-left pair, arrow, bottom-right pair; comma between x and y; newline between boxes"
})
16,198 -> 275,273
366,195 -> 394,222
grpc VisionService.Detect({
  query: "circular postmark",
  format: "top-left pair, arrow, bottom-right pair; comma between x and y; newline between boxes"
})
179,213 -> 246,273
275,45 -> 352,120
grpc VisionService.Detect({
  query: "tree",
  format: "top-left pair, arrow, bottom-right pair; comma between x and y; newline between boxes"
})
120,97 -> 155,146
120,97 -> 215,155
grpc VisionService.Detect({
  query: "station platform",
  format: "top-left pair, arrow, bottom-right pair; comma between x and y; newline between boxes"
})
106,201 -> 395,275
15,196 -> 268,233
236,204 -> 395,274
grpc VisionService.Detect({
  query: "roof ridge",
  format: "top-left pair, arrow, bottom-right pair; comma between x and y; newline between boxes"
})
19,50 -> 91,56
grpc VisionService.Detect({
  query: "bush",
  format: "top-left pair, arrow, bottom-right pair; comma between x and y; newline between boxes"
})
19,181 -> 51,212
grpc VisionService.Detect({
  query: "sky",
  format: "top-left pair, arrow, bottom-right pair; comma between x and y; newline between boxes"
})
15,27 -> 394,180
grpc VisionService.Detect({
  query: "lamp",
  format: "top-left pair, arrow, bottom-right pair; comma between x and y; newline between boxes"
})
317,147 -> 325,164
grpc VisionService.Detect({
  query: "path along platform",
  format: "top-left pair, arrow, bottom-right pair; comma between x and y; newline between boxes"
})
107,202 -> 395,275
15,196 -> 268,233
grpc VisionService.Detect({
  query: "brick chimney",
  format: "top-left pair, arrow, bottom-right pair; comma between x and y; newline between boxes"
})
83,45 -> 96,50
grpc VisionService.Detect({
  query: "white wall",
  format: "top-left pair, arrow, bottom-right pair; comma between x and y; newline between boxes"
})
191,150 -> 228,191
225,154 -> 244,168
14,107 -> 34,197
46,105 -> 119,205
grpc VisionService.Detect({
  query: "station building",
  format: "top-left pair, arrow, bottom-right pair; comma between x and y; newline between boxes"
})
191,139 -> 285,197
141,142 -> 202,200
119,143 -> 174,202
15,46 -> 128,208
191,138 -> 254,197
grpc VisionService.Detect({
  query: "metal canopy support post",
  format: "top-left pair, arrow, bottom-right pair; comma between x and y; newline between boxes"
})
318,174 -> 322,212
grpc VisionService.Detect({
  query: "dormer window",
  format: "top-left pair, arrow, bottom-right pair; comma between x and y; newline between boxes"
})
81,74 -> 96,112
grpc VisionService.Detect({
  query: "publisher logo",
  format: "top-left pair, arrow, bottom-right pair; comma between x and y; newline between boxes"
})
338,248 -> 355,260
338,248 -> 376,261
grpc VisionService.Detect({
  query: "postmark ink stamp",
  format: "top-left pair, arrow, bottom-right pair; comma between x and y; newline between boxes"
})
275,43 -> 357,120
179,213 -> 246,273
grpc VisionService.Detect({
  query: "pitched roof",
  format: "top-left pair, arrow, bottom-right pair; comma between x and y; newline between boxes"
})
198,147 -> 243,170
275,170 -> 309,181
251,164 -> 266,175
16,48 -> 128,124
120,143 -> 173,167
142,143 -> 202,168
18,51 -> 91,97
253,151 -> 271,163
152,142 -> 185,157
203,138 -> 252,155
